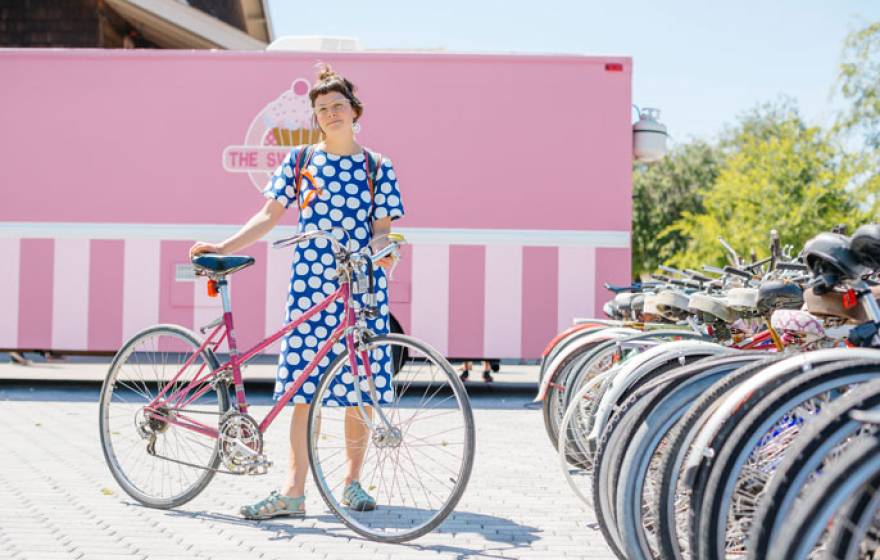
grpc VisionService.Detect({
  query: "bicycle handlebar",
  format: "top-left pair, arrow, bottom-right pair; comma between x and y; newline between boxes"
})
272,230 -> 406,265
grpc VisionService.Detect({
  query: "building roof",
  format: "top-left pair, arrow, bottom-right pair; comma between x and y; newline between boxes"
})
104,0 -> 270,49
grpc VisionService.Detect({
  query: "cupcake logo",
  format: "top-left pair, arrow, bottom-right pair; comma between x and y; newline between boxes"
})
222,78 -> 320,190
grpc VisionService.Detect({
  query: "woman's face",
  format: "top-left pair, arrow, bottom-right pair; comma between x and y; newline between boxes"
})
313,92 -> 355,136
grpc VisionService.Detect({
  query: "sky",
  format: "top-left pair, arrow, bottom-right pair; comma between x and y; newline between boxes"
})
267,0 -> 880,145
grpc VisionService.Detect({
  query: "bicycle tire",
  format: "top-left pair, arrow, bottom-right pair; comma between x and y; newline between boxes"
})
98,324 -> 228,509
693,359 -> 880,560
542,330 -> 635,449
615,353 -> 764,560
747,374 -> 880,560
768,433 -> 880,560
592,353 -> 713,557
654,354 -> 787,560
307,333 -> 475,543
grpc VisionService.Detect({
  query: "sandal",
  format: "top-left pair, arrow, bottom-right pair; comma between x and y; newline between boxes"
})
343,481 -> 376,511
240,490 -> 305,520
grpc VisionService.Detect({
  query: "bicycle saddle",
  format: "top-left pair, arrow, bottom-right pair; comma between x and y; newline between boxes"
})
192,254 -> 255,276
688,292 -> 737,324
603,300 -> 619,319
654,289 -> 691,321
631,294 -> 645,318
613,292 -> 637,316
642,293 -> 660,316
851,223 -> 880,270
803,232 -> 871,279
726,287 -> 759,314
756,281 -> 804,316
770,309 -> 826,339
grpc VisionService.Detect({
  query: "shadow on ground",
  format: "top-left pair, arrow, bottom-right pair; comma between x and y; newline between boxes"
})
162,505 -> 543,560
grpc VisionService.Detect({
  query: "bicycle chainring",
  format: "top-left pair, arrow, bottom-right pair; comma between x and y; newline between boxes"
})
218,412 -> 263,474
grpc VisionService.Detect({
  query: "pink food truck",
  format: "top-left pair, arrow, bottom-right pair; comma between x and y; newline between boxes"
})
0,48 -> 632,361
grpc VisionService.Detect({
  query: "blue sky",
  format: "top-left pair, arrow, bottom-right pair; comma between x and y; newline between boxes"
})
267,0 -> 880,145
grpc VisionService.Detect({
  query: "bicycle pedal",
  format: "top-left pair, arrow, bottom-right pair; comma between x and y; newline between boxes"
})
244,455 -> 273,475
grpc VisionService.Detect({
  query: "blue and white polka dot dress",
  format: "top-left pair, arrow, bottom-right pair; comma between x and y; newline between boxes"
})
263,146 -> 405,406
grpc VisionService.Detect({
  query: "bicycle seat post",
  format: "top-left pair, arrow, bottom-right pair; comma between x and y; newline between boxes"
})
215,277 -> 233,316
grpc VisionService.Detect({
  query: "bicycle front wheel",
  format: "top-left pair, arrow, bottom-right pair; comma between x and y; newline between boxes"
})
308,333 -> 475,543
98,324 -> 229,509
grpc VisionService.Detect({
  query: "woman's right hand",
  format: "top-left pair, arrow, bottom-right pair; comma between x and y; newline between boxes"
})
189,241 -> 225,260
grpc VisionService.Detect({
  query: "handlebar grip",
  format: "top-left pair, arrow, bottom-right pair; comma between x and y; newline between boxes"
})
723,265 -> 752,279
776,261 -> 808,272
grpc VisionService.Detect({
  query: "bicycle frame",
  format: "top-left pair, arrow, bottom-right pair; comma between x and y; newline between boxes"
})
142,276 -> 375,439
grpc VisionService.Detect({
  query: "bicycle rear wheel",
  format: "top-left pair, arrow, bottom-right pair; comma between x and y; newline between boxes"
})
308,333 -> 475,543
98,324 -> 228,508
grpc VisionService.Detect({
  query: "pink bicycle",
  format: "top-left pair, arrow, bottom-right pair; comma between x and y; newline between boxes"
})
98,231 -> 475,542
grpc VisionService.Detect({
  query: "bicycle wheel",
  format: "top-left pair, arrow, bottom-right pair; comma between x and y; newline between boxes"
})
825,457 -> 880,560
768,434 -> 880,560
747,376 -> 880,559
592,352 -> 716,558
615,353 -> 763,560
654,355 -> 787,560
692,359 -> 880,560
98,324 -> 229,508
308,333 -> 475,543
542,328 -> 637,448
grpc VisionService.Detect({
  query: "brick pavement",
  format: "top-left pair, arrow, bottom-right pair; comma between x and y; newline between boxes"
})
0,386 -> 614,560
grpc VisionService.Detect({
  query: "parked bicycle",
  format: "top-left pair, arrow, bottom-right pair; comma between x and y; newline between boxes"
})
98,231 -> 475,543
540,223 -> 880,559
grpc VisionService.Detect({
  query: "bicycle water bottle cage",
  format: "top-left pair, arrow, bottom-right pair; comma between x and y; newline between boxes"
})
192,254 -> 256,277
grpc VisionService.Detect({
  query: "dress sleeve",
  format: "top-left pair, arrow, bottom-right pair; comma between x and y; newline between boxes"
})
262,148 -> 298,209
372,158 -> 405,221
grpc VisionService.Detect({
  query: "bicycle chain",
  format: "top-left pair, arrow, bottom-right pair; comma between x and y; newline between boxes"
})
145,434 -> 242,475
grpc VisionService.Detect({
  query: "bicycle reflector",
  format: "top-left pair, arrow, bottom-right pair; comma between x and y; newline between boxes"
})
207,279 -> 219,298
843,288 -> 858,309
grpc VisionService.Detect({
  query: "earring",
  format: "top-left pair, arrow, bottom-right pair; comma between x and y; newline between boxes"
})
352,122 -> 362,134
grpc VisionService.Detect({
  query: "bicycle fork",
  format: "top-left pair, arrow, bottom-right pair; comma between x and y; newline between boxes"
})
343,306 -> 399,446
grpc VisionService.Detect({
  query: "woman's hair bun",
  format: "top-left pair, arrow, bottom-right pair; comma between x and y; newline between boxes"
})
316,63 -> 340,84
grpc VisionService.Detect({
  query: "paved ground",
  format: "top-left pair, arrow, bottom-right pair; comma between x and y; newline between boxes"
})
0,382 -> 614,560
0,355 -> 540,388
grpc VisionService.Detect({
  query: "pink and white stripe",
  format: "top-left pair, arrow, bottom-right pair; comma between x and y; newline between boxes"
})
1,232 -> 630,360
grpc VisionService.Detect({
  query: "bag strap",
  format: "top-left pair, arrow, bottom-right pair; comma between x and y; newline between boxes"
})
292,144 -> 315,205
363,148 -> 384,219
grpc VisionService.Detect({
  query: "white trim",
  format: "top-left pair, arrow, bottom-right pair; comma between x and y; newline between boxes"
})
0,222 -> 630,248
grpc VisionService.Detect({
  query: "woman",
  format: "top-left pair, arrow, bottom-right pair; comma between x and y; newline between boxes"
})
189,65 -> 404,519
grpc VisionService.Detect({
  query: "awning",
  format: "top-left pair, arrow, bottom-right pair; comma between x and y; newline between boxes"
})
105,0 -> 268,50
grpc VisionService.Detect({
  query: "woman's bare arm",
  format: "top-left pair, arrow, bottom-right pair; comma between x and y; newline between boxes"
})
371,217 -> 395,268
189,199 -> 286,258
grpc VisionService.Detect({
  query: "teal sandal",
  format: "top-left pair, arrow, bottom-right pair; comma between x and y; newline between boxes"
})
342,481 -> 377,511
240,490 -> 305,520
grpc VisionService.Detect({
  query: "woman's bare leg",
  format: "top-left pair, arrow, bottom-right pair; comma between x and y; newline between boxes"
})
281,404 -> 310,501
344,405 -> 373,485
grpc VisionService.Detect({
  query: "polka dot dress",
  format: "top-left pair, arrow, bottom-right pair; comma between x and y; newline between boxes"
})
262,146 -> 405,406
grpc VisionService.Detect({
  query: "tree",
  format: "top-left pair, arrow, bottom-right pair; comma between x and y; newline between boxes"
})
664,103 -> 865,270
836,20 -> 880,219
631,141 -> 720,277
837,21 -> 880,150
